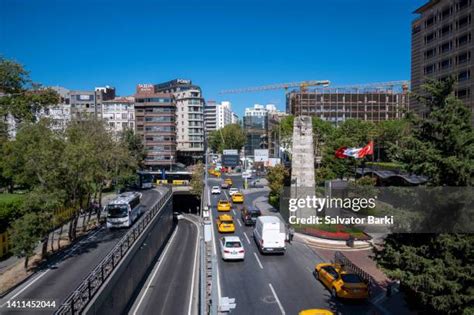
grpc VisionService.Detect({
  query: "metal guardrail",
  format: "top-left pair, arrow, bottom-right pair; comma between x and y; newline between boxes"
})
334,251 -> 375,289
55,188 -> 172,315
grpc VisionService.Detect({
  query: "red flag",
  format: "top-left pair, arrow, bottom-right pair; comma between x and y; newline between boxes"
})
358,141 -> 374,158
335,146 -> 348,159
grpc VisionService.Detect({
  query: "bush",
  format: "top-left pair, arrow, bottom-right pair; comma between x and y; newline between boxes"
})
268,194 -> 279,210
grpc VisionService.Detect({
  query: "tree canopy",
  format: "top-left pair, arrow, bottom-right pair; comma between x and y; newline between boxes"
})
208,124 -> 246,153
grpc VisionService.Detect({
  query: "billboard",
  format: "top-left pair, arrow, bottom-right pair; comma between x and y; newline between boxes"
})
254,149 -> 269,162
223,149 -> 238,155
222,155 -> 239,167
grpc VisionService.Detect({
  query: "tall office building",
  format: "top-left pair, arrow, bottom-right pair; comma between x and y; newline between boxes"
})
134,84 -> 177,170
204,100 -> 218,133
411,0 -> 473,120
154,79 -> 204,164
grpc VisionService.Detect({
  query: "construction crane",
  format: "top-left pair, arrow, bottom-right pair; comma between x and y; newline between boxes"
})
219,80 -> 330,94
326,80 -> 410,91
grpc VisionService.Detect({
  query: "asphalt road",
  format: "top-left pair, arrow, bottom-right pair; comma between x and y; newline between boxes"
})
210,174 -> 377,315
128,216 -> 199,315
0,189 -> 162,314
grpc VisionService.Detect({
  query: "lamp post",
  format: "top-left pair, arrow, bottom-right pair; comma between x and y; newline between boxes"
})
169,155 -> 173,171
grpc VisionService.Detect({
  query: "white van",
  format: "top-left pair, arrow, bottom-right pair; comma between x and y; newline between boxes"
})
253,216 -> 286,254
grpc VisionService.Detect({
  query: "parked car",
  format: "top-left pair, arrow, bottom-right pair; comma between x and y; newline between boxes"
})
314,263 -> 369,299
253,216 -> 286,254
241,207 -> 262,226
220,236 -> 245,261
211,186 -> 221,194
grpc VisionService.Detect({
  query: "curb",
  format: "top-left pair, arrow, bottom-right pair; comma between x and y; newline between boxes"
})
296,233 -> 373,251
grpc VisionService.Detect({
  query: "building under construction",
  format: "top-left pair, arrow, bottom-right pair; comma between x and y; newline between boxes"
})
286,82 -> 410,124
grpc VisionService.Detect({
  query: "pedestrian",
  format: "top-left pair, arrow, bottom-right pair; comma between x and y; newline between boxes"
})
288,225 -> 295,244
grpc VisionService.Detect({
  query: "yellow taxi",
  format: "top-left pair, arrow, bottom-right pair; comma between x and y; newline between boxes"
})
217,200 -> 231,212
231,192 -> 244,203
224,178 -> 233,187
314,263 -> 369,299
216,214 -> 235,233
299,310 -> 333,315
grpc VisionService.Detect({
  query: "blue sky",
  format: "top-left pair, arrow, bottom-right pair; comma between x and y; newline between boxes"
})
1,0 -> 425,117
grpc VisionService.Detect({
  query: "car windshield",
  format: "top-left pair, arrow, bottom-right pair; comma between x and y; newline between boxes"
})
341,274 -> 363,283
221,219 -> 233,224
107,205 -> 128,218
220,201 -> 229,205
250,211 -> 261,217
225,241 -> 242,248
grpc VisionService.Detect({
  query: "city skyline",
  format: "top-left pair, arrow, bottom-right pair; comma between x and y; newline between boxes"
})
1,0 -> 425,117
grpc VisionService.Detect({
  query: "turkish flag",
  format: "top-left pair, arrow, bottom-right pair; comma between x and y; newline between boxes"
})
358,141 -> 374,158
335,146 -> 348,159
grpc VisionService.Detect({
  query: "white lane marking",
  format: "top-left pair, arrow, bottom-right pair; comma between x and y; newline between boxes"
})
131,225 -> 180,315
253,252 -> 264,269
237,219 -> 242,227
243,232 -> 251,244
0,269 -> 50,307
223,190 -> 229,201
269,283 -> 286,315
232,209 -> 236,215
184,217 -> 200,315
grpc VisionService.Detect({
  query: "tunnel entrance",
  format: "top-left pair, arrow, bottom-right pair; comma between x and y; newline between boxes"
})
172,192 -> 200,214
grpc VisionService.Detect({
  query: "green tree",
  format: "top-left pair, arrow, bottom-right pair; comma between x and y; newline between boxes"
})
9,212 -> 50,269
0,57 -> 59,123
390,78 -> 474,186
190,161 -> 204,199
266,164 -> 289,199
209,124 -> 246,153
377,79 -> 474,314
121,128 -> 147,169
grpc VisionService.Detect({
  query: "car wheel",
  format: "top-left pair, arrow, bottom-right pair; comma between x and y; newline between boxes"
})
332,288 -> 338,298
315,270 -> 320,280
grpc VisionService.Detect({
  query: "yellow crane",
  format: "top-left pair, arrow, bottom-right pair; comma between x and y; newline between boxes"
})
219,80 -> 330,94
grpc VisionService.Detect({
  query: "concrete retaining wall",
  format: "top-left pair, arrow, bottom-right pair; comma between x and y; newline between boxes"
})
84,194 -> 174,315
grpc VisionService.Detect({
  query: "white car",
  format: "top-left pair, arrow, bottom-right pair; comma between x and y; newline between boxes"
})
211,186 -> 221,194
220,236 -> 245,261
229,188 -> 239,196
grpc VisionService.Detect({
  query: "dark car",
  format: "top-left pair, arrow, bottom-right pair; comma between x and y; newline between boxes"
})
241,206 -> 262,226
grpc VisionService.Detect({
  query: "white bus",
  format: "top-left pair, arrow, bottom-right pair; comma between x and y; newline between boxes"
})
106,192 -> 143,228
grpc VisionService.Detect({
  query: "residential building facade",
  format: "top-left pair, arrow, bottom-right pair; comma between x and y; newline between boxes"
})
216,101 -> 233,129
411,0 -> 473,120
134,84 -> 176,170
101,97 -> 135,136
154,79 -> 204,164
37,86 -> 72,131
204,100 -> 217,133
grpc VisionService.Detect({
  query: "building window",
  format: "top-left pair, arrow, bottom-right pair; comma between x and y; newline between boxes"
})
426,15 -> 436,27
424,48 -> 437,59
456,88 -> 470,99
440,41 -> 452,53
457,51 -> 471,64
425,32 -> 436,44
440,6 -> 451,20
424,64 -> 436,74
458,70 -> 471,82
439,58 -> 452,70
457,33 -> 471,47
457,14 -> 471,29
457,0 -> 470,11
440,24 -> 452,37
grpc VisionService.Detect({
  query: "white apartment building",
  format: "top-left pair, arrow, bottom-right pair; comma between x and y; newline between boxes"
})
244,103 -> 278,117
36,86 -> 71,131
216,101 -> 233,129
101,97 -> 135,135
231,112 -> 239,124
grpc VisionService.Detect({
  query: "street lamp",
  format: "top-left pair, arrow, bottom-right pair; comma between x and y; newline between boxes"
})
169,155 -> 173,171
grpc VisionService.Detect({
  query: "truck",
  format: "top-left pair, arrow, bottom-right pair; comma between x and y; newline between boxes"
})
253,216 -> 286,254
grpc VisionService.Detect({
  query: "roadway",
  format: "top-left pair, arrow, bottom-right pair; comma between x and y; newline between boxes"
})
0,189 -> 162,314
128,216 -> 199,315
209,174 -> 377,315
